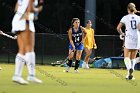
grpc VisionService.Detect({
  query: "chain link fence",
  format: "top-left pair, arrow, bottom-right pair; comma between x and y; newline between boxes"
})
0,33 -> 123,65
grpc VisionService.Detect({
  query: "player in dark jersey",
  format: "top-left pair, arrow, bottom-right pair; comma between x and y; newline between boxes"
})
66,18 -> 86,73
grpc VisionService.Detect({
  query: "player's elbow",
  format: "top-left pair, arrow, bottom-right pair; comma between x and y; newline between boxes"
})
116,26 -> 120,32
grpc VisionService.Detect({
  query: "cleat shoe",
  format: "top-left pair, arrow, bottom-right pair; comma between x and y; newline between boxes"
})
82,62 -> 86,68
12,76 -> 29,85
85,64 -> 89,69
128,69 -> 133,80
126,75 -> 135,80
65,66 -> 70,72
82,62 -> 89,69
74,69 -> 79,73
126,75 -> 129,80
27,76 -> 42,83
131,77 -> 135,80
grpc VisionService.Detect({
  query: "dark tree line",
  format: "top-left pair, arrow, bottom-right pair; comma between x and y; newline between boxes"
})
0,0 -> 140,35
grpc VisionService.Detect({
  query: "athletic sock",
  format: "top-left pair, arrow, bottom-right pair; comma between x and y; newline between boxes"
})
25,52 -> 35,76
74,60 -> 80,70
67,59 -> 72,67
124,57 -> 132,70
14,53 -> 25,76
124,57 -> 132,77
132,59 -> 136,70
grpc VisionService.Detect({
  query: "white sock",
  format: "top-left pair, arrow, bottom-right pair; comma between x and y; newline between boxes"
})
86,63 -> 89,67
84,62 -> 86,65
25,52 -> 36,76
82,62 -> 86,68
132,59 -> 136,70
126,70 -> 129,77
14,53 -> 25,77
124,57 -> 132,70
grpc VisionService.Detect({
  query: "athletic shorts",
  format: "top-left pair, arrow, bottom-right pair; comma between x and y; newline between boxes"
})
12,13 -> 35,34
124,32 -> 140,49
69,43 -> 84,50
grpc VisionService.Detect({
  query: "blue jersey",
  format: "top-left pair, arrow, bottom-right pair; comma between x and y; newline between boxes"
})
69,27 -> 84,50
72,27 -> 82,46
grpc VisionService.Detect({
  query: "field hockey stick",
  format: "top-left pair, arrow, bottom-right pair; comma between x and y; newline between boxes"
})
0,30 -> 17,40
63,42 -> 83,63
51,49 -> 76,66
63,50 -> 75,63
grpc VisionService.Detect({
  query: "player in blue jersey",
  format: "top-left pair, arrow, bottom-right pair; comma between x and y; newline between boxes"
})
66,18 -> 86,73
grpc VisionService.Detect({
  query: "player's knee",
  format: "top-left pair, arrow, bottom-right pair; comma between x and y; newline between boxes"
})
18,48 -> 26,55
76,56 -> 81,60
124,57 -> 131,63
86,52 -> 91,57
68,56 -> 73,60
25,46 -> 34,52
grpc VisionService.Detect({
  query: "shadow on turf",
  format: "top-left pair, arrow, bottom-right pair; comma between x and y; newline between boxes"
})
36,66 -> 68,86
108,69 -> 138,86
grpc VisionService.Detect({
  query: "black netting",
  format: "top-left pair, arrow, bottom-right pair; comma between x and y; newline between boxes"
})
0,33 -> 123,65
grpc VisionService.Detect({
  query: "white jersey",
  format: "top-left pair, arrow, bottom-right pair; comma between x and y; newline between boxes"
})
12,0 -> 35,33
120,14 -> 140,49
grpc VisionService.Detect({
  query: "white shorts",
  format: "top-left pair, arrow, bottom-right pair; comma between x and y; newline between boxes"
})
124,32 -> 140,49
12,13 -> 35,34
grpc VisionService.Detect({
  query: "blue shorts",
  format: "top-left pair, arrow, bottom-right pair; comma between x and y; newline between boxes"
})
69,43 -> 84,50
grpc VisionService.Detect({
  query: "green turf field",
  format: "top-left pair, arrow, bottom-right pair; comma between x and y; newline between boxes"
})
0,64 -> 140,93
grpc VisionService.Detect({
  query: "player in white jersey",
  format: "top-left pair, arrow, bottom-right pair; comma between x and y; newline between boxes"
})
117,3 -> 140,80
12,0 -> 43,84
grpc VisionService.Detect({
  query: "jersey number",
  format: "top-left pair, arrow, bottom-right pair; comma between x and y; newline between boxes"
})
130,20 -> 136,30
75,37 -> 80,42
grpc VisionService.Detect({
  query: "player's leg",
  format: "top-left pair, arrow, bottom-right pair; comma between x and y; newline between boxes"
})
74,50 -> 83,72
12,31 -> 29,84
74,44 -> 84,72
82,48 -> 89,68
130,49 -> 138,80
14,33 -> 25,76
65,49 -> 74,72
23,23 -> 42,83
131,49 -> 138,70
24,24 -> 35,76
67,49 -> 74,67
83,47 -> 92,69
124,47 -> 132,79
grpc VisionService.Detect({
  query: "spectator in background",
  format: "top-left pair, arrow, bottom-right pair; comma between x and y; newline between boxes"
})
82,20 -> 97,69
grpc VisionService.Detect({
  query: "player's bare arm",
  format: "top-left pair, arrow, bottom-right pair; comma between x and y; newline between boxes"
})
68,28 -> 75,50
80,26 -> 87,44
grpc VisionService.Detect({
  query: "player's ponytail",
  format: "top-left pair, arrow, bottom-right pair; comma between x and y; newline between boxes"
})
127,3 -> 140,13
135,10 -> 140,13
